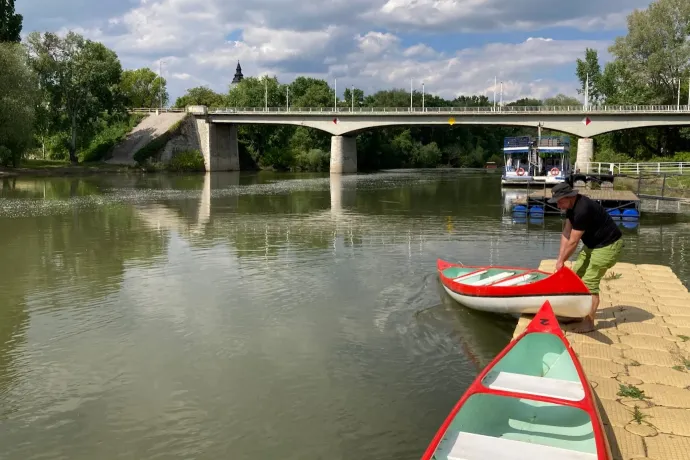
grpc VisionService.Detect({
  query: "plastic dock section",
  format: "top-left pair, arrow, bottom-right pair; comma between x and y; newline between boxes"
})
511,188 -> 641,221
512,260 -> 690,460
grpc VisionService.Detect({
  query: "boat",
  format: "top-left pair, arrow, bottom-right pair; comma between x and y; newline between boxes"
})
501,135 -> 571,187
421,300 -> 612,460
437,259 -> 592,318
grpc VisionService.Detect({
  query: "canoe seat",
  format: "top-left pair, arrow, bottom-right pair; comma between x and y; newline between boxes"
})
482,370 -> 585,402
439,432 -> 597,460
493,273 -> 536,287
453,270 -> 487,282
468,271 -> 516,286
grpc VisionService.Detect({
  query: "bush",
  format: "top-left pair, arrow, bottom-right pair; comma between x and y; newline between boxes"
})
80,113 -> 146,163
293,148 -> 329,171
167,149 -> 205,172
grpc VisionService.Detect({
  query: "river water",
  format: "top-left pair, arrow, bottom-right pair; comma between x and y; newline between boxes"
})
0,169 -> 688,460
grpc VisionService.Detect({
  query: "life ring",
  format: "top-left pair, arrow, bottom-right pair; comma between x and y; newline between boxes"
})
550,167 -> 560,176
516,167 -> 525,176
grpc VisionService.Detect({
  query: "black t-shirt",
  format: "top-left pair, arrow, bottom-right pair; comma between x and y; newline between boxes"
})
566,195 -> 622,249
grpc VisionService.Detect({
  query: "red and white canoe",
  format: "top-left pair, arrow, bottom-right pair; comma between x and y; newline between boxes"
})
437,259 -> 592,318
421,301 -> 612,460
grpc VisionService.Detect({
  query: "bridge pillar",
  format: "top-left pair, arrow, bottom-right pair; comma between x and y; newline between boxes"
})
197,120 -> 240,172
575,138 -> 594,173
330,135 -> 357,174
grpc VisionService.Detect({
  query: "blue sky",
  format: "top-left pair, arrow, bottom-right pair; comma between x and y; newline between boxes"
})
16,0 -> 654,104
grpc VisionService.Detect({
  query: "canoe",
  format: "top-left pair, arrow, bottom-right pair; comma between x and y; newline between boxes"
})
421,301 -> 612,460
437,259 -> 592,318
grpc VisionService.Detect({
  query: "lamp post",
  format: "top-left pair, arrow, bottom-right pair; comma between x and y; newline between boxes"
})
422,82 -> 425,111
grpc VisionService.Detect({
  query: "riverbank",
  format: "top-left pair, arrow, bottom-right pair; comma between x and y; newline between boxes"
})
0,159 -> 138,177
615,175 -> 690,199
514,260 -> 690,460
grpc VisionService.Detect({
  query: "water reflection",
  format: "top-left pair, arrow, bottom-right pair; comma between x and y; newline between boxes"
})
0,170 -> 688,460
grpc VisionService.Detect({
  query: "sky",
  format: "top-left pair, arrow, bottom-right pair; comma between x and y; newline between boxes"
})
16,0 -> 654,105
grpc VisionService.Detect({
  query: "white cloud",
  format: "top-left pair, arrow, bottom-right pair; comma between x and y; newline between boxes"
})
17,0 -> 641,104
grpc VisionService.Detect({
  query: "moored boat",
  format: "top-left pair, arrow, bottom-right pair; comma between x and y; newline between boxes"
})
421,301 -> 612,460
437,259 -> 592,318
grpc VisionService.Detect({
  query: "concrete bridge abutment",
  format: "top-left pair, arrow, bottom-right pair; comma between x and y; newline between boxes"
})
330,135 -> 357,174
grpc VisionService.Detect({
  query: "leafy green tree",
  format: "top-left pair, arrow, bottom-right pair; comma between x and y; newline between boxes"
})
543,94 -> 582,107
0,0 -> 22,43
26,31 -> 124,163
174,86 -> 226,108
0,42 -> 39,166
119,67 -> 168,108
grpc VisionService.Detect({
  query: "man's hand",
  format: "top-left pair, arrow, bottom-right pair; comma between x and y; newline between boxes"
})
555,260 -> 564,271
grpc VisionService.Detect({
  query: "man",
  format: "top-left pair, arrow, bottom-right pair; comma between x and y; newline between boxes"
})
549,182 -> 624,333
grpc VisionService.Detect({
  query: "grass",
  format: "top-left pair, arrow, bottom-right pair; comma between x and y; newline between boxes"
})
604,272 -> 622,280
678,335 -> 690,342
672,365 -> 686,372
632,405 -> 650,425
618,384 -> 647,400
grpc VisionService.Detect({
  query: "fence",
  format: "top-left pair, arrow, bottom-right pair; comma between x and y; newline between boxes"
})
130,105 -> 690,115
580,162 -> 690,176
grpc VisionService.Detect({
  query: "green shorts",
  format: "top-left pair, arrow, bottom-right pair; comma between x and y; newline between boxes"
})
572,238 -> 624,294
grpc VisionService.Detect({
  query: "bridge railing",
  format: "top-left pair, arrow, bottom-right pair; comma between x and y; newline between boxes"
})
580,162 -> 690,175
131,107 -> 186,113
197,105 -> 690,114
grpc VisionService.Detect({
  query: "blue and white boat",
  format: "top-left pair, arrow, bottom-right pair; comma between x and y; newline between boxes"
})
502,136 -> 571,187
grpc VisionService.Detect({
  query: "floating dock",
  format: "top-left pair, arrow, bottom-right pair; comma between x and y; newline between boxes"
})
511,188 -> 641,219
513,260 -> 690,460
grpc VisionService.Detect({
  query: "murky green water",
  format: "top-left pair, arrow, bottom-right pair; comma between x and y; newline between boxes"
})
0,170 -> 688,460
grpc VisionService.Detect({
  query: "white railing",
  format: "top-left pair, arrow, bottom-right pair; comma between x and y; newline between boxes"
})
129,105 -> 690,115
196,105 -> 690,115
130,107 -> 186,113
580,162 -> 690,175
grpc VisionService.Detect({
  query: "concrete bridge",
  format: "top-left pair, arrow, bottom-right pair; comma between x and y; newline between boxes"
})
139,105 -> 690,173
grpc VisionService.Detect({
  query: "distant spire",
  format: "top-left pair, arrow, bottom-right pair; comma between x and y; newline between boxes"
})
232,61 -> 244,84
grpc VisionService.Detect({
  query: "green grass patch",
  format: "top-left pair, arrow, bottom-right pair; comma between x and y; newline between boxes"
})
679,335 -> 690,342
133,115 -> 187,165
79,113 -> 146,163
618,384 -> 647,400
167,149 -> 205,172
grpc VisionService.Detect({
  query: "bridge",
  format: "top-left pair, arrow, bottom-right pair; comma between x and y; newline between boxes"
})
135,105 -> 690,173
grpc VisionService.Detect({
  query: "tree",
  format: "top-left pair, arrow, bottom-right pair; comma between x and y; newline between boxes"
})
608,0 -> 690,105
0,0 -> 23,43
575,48 -> 604,105
174,86 -> 226,108
0,42 -> 39,166
26,31 -> 123,163
119,67 -> 168,108
543,94 -> 582,107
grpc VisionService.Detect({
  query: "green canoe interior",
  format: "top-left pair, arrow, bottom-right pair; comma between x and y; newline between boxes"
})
433,333 -> 597,457
441,267 -> 550,286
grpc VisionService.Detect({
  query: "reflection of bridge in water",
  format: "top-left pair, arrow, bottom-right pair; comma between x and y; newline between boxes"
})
133,173 -> 690,280
133,172 -> 504,258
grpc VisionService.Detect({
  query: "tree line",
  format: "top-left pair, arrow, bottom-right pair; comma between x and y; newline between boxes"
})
1,0 -> 689,170
0,0 -> 170,166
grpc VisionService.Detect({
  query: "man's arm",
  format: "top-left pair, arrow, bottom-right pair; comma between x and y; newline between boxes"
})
556,219 -> 583,270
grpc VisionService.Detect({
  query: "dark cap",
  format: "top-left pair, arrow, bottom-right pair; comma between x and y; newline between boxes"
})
548,182 -> 579,203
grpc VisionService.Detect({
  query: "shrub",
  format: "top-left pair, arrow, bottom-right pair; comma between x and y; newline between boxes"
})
80,113 -> 146,163
167,149 -> 205,172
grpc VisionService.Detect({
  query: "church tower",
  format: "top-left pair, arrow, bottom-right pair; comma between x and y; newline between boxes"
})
231,61 -> 244,85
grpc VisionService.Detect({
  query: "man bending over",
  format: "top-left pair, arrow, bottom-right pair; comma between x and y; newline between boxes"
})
550,183 -> 624,333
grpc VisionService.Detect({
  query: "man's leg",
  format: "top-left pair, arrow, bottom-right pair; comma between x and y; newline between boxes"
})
572,239 -> 624,333
559,248 -> 590,323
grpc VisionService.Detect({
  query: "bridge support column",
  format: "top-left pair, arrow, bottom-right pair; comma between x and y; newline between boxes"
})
575,138 -> 594,173
197,120 -> 240,172
330,135 -> 357,174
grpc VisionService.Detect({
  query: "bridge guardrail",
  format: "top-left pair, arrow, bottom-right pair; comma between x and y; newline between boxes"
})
130,105 -> 690,115
200,105 -> 690,114
581,162 -> 690,175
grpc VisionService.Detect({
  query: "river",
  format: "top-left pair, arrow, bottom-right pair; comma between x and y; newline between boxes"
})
0,169 -> 688,459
